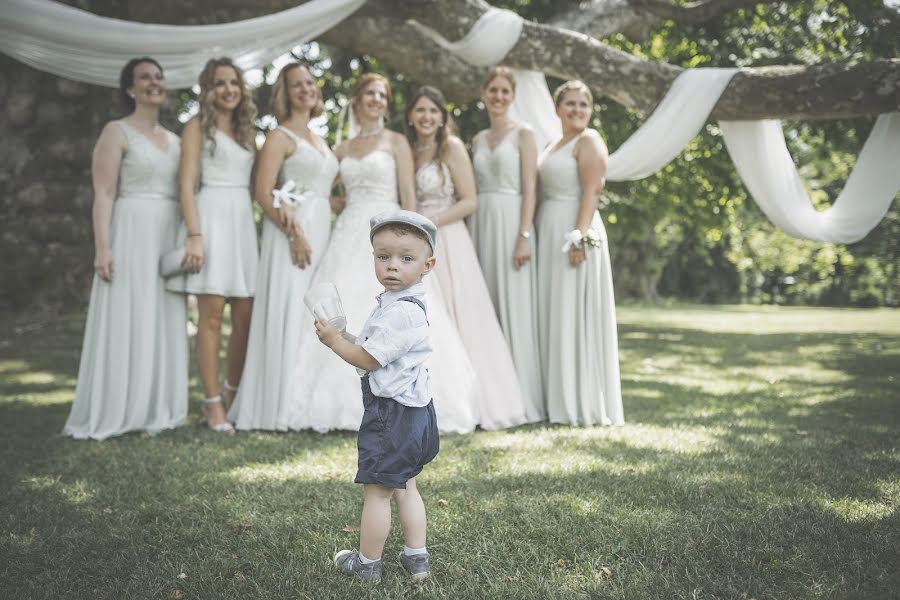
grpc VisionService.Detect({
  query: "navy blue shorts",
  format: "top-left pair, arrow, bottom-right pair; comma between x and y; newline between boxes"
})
355,376 -> 439,489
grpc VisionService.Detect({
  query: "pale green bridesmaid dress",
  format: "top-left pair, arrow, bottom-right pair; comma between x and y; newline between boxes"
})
227,127 -> 339,430
536,131 -> 623,426
166,129 -> 258,297
471,126 -> 545,420
64,121 -> 188,440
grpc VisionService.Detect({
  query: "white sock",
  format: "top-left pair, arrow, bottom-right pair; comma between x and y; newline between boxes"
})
403,545 -> 427,556
358,551 -> 379,564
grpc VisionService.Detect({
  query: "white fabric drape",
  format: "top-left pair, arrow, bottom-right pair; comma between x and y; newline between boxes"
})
411,8 -> 561,151
410,10 -> 740,181
720,113 -> 900,243
2,0 -> 898,242
0,0 -> 366,89
605,68 -> 737,180
414,8 -> 898,243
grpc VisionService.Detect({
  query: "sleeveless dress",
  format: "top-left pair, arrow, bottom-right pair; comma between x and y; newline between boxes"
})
288,150 -> 478,434
64,121 -> 188,440
416,161 -> 533,429
471,127 -> 545,419
228,127 -> 339,430
167,129 -> 257,297
536,132 -> 623,426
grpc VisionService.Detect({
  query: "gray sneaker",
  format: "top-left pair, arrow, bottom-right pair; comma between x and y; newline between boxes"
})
398,550 -> 430,580
334,550 -> 382,582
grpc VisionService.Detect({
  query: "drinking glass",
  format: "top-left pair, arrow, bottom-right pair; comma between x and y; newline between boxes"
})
303,282 -> 347,331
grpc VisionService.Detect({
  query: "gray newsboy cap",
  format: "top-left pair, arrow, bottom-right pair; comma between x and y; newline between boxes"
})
370,209 -> 437,250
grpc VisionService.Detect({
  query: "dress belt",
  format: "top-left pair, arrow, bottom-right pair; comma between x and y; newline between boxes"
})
203,183 -> 250,189
119,193 -> 175,201
479,188 -> 519,195
539,196 -> 580,203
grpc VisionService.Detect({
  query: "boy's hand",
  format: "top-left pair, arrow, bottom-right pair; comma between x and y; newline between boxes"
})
314,320 -> 343,348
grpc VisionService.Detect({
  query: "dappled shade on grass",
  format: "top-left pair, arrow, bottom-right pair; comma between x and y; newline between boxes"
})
1,305 -> 898,599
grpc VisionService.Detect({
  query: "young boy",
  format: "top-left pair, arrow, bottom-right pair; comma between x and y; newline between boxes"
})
314,209 -> 440,583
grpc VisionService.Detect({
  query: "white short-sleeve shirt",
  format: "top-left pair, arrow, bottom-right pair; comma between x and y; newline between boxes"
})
356,282 -> 432,407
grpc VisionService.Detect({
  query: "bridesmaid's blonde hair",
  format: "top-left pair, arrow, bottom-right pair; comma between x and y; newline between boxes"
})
197,57 -> 257,153
481,66 -> 516,93
553,80 -> 593,107
270,62 -> 324,123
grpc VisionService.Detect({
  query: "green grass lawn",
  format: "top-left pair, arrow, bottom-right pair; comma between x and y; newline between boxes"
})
1,304 -> 898,599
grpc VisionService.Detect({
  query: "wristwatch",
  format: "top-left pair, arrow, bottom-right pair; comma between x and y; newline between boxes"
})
518,230 -> 531,239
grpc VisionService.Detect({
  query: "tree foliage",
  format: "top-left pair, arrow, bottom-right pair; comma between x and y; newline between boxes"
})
176,0 -> 898,306
515,0 -> 899,306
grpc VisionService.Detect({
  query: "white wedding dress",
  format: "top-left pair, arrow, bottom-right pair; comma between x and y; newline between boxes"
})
287,149 -> 477,433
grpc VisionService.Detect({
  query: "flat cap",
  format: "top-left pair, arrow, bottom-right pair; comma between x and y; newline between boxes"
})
369,209 -> 437,250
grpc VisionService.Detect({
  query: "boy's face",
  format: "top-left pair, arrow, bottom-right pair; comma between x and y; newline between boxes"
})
371,228 -> 436,292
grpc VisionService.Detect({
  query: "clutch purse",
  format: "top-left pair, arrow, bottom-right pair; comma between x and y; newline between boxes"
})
158,248 -> 187,279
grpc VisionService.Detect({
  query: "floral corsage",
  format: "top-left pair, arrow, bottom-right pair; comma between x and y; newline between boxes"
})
560,228 -> 604,253
271,179 -> 305,208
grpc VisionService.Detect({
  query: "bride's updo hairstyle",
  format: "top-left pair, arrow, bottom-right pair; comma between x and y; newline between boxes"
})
552,79 -> 593,107
481,66 -> 517,94
350,73 -> 393,113
119,57 -> 163,112
270,62 -> 324,123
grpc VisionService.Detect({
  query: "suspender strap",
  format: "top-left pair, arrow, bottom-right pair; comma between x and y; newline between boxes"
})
398,296 -> 428,324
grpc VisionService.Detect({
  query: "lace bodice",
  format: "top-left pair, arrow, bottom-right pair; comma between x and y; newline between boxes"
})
278,126 -> 339,198
473,128 -> 521,195
201,130 -> 254,188
415,161 -> 455,218
538,134 -> 583,203
115,121 -> 179,198
341,149 -> 398,206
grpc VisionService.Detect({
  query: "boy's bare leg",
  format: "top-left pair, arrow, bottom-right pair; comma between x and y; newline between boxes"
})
359,484 -> 394,560
394,477 -> 427,549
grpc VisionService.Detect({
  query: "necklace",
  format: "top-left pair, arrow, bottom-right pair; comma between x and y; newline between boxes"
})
415,142 -> 435,152
356,126 -> 384,138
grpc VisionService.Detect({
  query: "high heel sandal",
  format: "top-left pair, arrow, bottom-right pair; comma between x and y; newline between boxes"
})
221,381 -> 239,413
201,394 -> 235,433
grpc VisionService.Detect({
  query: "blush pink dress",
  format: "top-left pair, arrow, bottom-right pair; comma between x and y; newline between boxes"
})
416,160 -> 537,429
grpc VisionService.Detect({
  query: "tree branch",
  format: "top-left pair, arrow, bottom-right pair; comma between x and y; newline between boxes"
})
391,0 -> 900,120
840,0 -> 900,40
548,0 -> 662,42
319,16 -> 485,101
628,0 -> 776,24
76,0 -> 900,120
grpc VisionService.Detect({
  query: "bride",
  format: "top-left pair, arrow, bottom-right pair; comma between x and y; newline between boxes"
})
287,73 -> 477,433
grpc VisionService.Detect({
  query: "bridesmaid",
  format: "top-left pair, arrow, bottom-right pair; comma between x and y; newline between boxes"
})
406,85 -> 534,428
471,66 -> 544,419
227,62 -> 339,430
64,57 -> 187,440
167,57 -> 258,433
536,80 -> 623,426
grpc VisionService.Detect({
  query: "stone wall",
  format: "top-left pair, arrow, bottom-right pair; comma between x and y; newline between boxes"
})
0,54 -> 182,314
2,56 -> 105,313
0,1 -> 291,315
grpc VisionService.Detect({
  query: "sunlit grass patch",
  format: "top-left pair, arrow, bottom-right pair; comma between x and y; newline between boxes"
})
1,305 -> 898,599
618,303 -> 900,334
225,454 -> 352,484
0,359 -> 30,374
821,496 -> 895,522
